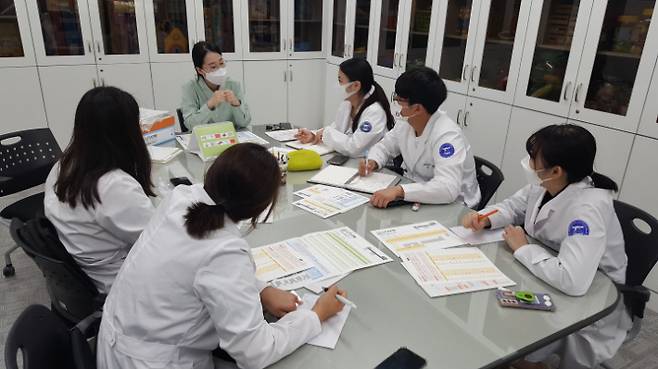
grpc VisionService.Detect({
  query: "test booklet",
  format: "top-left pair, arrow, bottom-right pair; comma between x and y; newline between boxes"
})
266,227 -> 392,291
264,129 -> 298,142
293,185 -> 369,218
371,220 -> 467,257
286,141 -> 334,156
308,165 -> 400,194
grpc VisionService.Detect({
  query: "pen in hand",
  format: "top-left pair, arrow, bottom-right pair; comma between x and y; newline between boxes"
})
323,287 -> 357,309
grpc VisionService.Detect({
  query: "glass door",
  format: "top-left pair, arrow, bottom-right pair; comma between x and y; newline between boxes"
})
400,0 -> 438,72
144,0 -> 196,62
329,0 -> 348,63
289,0 -> 324,58
434,0 -> 480,94
88,0 -> 149,64
242,0 -> 287,59
514,0 -> 592,117
469,0 -> 532,103
0,0 -> 35,66
26,0 -> 96,65
351,0 -> 372,60
195,0 -> 241,59
570,0 -> 658,132
372,0 -> 405,78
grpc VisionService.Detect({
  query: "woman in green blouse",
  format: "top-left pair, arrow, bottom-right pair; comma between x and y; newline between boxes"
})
180,41 -> 251,129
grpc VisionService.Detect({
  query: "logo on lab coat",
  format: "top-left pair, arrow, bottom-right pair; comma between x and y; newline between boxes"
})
439,143 -> 455,158
360,121 -> 372,132
568,220 -> 590,236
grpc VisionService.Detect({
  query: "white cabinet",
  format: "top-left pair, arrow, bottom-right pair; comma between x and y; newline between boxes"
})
323,63 -> 343,123
97,64 -> 154,107
460,97 -> 512,167
638,61 -> 658,139
144,0 -> 197,62
287,59 -> 325,128
39,65 -> 99,147
0,0 -> 36,67
0,67 -> 47,134
244,60 -> 288,123
193,0 -> 243,60
327,0 -> 376,65
620,135 -> 658,225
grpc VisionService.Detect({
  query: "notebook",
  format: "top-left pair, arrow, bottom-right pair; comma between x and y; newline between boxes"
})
308,165 -> 400,194
286,141 -> 334,156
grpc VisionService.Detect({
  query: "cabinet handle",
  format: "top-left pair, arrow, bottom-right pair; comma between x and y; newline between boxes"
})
289,69 -> 293,82
101,78 -> 105,86
574,83 -> 583,103
456,109 -> 462,126
283,70 -> 287,82
289,38 -> 293,52
393,52 -> 398,68
87,41 -> 92,54
464,111 -> 470,127
344,43 -> 348,57
283,39 -> 286,51
470,66 -> 477,82
96,42 -> 101,53
349,45 -> 353,57
92,78 -> 96,88
463,64 -> 469,81
563,81 -> 573,101
399,53 -> 404,69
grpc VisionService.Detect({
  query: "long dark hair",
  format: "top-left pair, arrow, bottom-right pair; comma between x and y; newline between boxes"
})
55,86 -> 155,209
184,143 -> 281,239
192,41 -> 222,79
339,58 -> 395,132
526,124 -> 618,191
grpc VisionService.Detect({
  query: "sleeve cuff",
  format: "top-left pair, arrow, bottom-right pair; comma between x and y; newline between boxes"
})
285,308 -> 322,337
487,209 -> 507,229
513,243 -> 552,266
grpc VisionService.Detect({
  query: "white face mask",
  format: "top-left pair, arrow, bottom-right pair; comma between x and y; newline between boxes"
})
204,67 -> 228,86
392,100 -> 416,123
521,156 -> 554,186
337,81 -> 357,100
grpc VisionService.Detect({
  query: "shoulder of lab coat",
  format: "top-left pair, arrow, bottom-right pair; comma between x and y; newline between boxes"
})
368,119 -> 405,169
193,232 -> 321,369
401,113 -> 467,204
93,169 -> 155,246
513,182 -> 619,296
324,102 -> 388,157
486,184 -> 542,229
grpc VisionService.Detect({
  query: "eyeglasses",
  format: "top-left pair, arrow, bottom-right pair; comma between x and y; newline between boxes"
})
391,92 -> 410,105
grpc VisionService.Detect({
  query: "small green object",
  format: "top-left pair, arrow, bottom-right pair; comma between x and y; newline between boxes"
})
515,291 -> 536,303
288,150 -> 322,171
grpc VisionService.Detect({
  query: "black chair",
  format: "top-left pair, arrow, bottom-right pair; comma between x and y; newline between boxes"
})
473,156 -> 504,211
1,128 -> 62,277
10,216 -> 105,325
4,304 -> 100,369
177,108 -> 189,133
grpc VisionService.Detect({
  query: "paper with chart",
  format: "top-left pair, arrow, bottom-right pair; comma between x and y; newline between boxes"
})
300,293 -> 351,349
264,129 -> 298,142
371,220 -> 466,257
307,165 -> 399,194
293,186 -> 369,218
294,184 -> 342,199
237,130 -> 270,145
304,273 -> 350,294
252,241 -> 312,282
286,141 -> 334,156
269,227 -> 392,291
449,226 -> 505,246
400,247 -> 515,297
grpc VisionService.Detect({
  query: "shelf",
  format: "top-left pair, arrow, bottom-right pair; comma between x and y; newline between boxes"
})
411,31 -> 429,36
250,18 -> 281,22
536,44 -> 571,52
445,34 -> 468,40
485,38 -> 515,46
597,50 -> 642,60
295,19 -> 323,23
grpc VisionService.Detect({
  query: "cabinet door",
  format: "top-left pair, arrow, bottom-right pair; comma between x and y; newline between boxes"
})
399,0 -> 440,72
288,60 -> 325,128
87,0 -> 149,64
0,67 -> 47,134
0,0 -> 36,67
371,0 -> 406,78
441,91 -> 467,126
328,0 -> 350,64
462,97 -> 512,167
434,0 -> 481,95
243,60 -> 288,124
351,0 -> 374,60
98,63 -> 154,107
194,0 -> 242,60
468,0 -> 532,104
242,0 -> 288,59
39,65 -> 98,147
288,0 -> 324,59
569,0 -> 658,133
514,0 -> 592,117
638,61 -> 658,139
144,0 -> 196,62
26,0 -> 97,65
324,62 -> 343,123
620,136 -> 658,223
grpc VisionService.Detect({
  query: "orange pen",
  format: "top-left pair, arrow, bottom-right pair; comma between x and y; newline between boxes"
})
478,209 -> 499,221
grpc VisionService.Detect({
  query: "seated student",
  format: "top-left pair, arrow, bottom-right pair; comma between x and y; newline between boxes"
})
97,143 -> 346,369
44,87 -> 156,294
180,41 -> 251,129
461,124 -> 631,369
358,66 -> 481,208
295,58 -> 395,157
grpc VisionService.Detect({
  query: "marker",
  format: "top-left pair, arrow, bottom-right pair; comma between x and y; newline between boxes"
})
323,287 -> 357,309
364,150 -> 369,176
478,209 -> 499,221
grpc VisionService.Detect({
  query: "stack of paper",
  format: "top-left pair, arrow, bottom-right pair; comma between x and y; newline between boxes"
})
293,185 -> 369,218
237,130 -> 270,145
139,108 -> 170,125
371,220 -> 466,256
308,165 -> 400,194
300,293 -> 351,349
264,129 -> 298,142
147,145 -> 182,164
286,141 -> 334,156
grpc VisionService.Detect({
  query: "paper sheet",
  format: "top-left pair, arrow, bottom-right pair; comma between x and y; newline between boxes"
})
449,226 -> 505,245
294,184 -> 340,199
269,227 -> 391,290
286,141 -> 334,156
147,145 -> 182,163
251,241 -> 312,282
304,273 -> 350,294
371,220 -> 466,257
400,247 -> 515,297
345,172 -> 399,194
300,293 -> 351,349
237,131 -> 270,145
293,187 -> 369,219
264,129 -> 298,142
175,134 -> 192,150
307,166 -> 359,187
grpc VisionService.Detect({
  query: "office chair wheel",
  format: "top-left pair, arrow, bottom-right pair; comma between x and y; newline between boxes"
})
3,264 -> 15,277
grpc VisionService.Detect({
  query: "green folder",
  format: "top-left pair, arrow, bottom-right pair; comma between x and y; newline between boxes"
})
189,122 -> 238,161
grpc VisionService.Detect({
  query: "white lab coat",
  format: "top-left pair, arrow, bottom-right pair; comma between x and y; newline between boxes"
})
322,87 -> 389,157
43,163 -> 155,294
96,184 -> 321,369
484,178 -> 632,368
367,110 -> 481,208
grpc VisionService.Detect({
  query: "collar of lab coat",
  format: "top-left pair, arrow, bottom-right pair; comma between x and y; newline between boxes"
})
532,177 -> 594,225
188,184 -> 241,238
406,110 -> 441,167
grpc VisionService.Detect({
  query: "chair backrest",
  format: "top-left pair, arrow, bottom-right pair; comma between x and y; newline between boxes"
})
10,217 -> 102,324
613,200 -> 658,286
0,128 -> 62,198
177,108 -> 189,133
474,156 -> 504,211
4,305 -> 75,369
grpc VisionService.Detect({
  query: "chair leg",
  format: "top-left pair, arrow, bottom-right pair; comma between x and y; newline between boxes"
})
3,244 -> 18,277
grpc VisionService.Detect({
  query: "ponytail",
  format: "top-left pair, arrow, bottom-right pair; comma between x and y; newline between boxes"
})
590,172 -> 618,192
184,202 -> 226,239
351,81 -> 396,132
